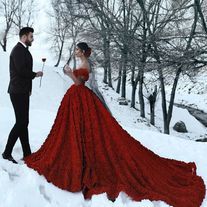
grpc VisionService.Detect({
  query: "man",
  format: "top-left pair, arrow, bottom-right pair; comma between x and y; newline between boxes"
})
2,27 -> 43,164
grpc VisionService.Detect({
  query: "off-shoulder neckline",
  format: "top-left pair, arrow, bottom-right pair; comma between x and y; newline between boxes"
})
74,68 -> 89,72
75,68 -> 90,71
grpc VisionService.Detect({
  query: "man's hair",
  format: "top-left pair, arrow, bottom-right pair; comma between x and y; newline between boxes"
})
19,27 -> 34,38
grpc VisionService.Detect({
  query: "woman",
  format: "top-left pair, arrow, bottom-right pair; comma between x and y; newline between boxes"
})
24,42 -> 205,207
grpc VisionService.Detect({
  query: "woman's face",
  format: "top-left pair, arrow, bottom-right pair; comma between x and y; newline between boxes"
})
75,46 -> 84,57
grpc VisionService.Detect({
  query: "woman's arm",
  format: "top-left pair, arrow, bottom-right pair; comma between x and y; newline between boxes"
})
63,64 -> 84,85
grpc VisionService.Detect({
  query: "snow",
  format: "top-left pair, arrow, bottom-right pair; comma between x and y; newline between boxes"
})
121,70 -> 207,141
163,69 -> 207,113
0,48 -> 207,207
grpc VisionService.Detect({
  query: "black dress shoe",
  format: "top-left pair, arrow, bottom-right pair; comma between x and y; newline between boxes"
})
2,153 -> 18,164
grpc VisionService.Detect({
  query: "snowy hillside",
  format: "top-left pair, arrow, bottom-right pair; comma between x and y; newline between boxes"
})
0,50 -> 207,207
174,70 -> 207,113
113,69 -> 207,141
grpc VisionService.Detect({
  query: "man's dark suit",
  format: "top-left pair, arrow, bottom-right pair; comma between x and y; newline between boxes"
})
3,42 -> 36,158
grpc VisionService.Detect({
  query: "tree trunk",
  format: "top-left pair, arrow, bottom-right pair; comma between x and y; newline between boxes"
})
116,60 -> 122,94
72,39 -> 76,69
150,101 -> 155,125
106,38 -> 113,87
149,85 -> 157,126
121,48 -> 128,98
116,67 -> 122,93
164,121 -> 170,134
2,42 -> 7,52
166,65 -> 182,129
1,33 -> 7,52
130,63 -> 138,108
131,77 -> 139,108
103,37 -> 108,84
158,67 -> 168,134
131,85 -> 136,108
103,66 -> 108,83
138,65 -> 145,118
54,40 -> 64,67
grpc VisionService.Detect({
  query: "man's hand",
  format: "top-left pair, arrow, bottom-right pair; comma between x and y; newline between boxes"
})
36,71 -> 43,78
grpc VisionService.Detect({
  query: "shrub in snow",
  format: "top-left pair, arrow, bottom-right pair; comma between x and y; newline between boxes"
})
196,138 -> 207,142
119,100 -> 128,105
173,121 -> 188,133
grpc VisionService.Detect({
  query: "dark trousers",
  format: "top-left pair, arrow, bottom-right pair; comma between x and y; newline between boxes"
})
3,93 -> 31,157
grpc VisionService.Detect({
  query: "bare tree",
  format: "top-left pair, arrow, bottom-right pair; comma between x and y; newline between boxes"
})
0,0 -> 17,51
12,0 -> 36,30
49,0 -> 85,67
109,0 -> 141,98
47,0 -> 207,134
137,0 -> 207,134
49,0 -> 68,67
75,0 -> 115,87
64,0 -> 86,69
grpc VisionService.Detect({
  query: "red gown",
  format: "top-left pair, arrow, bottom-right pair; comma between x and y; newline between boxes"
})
25,68 -> 205,207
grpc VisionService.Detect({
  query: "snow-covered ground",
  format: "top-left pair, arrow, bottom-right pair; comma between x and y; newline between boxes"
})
115,69 -> 207,141
174,70 -> 207,113
0,50 -> 207,207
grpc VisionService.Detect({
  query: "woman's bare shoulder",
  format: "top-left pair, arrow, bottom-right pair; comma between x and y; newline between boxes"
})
78,62 -> 90,71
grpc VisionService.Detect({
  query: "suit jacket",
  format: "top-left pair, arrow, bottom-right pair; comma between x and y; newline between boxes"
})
8,42 -> 36,94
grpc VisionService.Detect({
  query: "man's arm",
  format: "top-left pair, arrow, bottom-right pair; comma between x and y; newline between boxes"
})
12,48 -> 36,79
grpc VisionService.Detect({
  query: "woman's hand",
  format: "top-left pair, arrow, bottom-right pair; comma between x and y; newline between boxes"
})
63,64 -> 73,77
